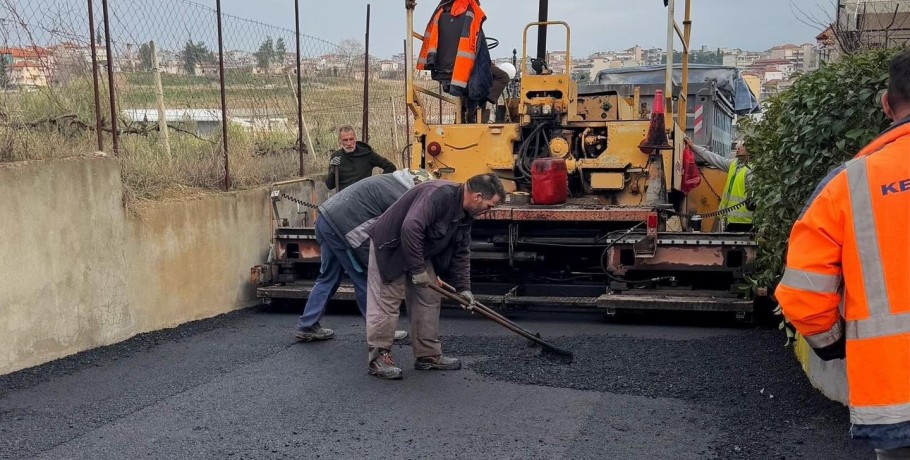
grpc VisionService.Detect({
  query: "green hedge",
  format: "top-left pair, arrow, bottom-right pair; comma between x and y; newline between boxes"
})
741,48 -> 898,300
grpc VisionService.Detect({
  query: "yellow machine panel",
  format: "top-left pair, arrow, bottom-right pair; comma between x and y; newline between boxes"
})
589,172 -> 625,190
598,121 -> 649,161
519,75 -> 578,124
686,167 -> 729,232
411,123 -> 521,183
575,92 -> 640,122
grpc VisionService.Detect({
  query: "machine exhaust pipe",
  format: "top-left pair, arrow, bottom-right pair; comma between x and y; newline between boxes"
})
536,0 -> 548,62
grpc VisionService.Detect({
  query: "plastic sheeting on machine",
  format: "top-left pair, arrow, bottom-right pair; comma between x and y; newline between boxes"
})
592,64 -> 761,115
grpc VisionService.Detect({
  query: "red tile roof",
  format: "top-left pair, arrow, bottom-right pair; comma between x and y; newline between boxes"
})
0,46 -> 50,58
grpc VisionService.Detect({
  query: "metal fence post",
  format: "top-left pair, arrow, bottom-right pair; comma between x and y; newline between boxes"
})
362,3 -> 370,143
295,0 -> 304,176
87,0 -> 104,152
101,0 -> 119,156
216,0 -> 231,190
402,38 -> 409,168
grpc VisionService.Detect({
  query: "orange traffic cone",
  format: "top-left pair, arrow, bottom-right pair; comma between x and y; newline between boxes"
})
639,89 -> 671,154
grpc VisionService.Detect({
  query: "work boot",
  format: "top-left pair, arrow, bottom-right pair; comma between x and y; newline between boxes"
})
294,322 -> 334,342
393,330 -> 408,342
368,350 -> 403,380
414,355 -> 461,371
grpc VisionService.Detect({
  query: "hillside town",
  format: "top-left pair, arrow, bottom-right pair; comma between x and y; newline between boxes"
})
2,0 -> 907,105
0,39 -> 837,99
0,34 -> 886,105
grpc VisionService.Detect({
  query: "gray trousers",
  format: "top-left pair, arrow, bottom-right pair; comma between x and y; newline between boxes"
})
366,242 -> 442,363
878,447 -> 910,459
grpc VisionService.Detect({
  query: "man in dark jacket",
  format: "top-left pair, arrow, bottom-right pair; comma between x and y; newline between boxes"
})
295,169 -> 433,342
364,173 -> 505,380
325,125 -> 396,191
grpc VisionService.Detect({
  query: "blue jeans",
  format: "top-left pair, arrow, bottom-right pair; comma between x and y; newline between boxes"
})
296,217 -> 368,330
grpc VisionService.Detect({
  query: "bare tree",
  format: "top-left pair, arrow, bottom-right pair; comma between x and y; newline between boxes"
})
791,0 -> 909,59
338,38 -> 364,73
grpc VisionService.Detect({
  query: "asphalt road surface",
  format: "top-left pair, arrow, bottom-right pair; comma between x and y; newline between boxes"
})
0,304 -> 871,459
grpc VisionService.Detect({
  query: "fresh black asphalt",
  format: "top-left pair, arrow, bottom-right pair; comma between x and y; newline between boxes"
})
0,305 -> 869,459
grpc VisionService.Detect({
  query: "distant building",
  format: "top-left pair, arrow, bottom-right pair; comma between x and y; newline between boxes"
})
643,47 -> 663,66
7,61 -> 48,87
741,72 -> 762,100
797,43 -> 819,72
816,26 -> 839,63
122,108 -> 290,136
379,60 -> 400,72
768,44 -> 800,61
837,0 -> 910,49
194,63 -> 220,78
722,52 -> 760,68
123,109 -> 223,136
0,47 -> 54,87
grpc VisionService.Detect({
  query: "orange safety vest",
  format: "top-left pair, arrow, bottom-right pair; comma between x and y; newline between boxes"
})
416,0 -> 486,92
776,120 -> 910,427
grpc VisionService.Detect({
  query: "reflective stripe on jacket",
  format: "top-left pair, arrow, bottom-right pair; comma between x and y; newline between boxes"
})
776,121 -> 910,428
719,160 -> 752,224
416,0 -> 486,92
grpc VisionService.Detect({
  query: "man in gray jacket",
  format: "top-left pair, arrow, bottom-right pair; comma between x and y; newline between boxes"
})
295,169 -> 433,342
364,173 -> 505,380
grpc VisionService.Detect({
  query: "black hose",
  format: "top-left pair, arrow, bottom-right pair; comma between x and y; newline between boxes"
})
399,142 -> 413,168
527,123 -> 549,175
515,122 -> 547,179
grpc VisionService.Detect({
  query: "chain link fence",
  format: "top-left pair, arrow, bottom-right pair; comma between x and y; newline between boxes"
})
0,0 -> 417,201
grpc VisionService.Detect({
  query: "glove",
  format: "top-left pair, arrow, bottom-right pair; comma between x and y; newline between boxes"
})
459,290 -> 475,306
745,198 -> 756,212
329,156 -> 341,167
411,271 -> 431,287
813,337 -> 846,361
812,322 -> 846,361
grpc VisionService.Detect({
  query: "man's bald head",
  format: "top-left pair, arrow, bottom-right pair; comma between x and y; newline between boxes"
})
884,49 -> 910,122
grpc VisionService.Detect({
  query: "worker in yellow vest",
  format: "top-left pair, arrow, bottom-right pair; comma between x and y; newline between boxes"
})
684,137 -> 753,232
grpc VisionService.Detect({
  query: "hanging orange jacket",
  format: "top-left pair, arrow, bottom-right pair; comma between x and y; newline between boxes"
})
776,120 -> 910,431
416,0 -> 486,92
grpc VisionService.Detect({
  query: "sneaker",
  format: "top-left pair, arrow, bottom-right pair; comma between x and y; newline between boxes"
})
294,323 -> 334,342
414,355 -> 461,371
393,330 -> 409,342
368,350 -> 403,380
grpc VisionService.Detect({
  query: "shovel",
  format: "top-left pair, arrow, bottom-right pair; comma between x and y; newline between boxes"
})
429,281 -> 574,364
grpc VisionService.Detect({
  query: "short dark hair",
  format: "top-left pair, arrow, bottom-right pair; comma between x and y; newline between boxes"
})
887,49 -> 910,111
466,173 -> 506,200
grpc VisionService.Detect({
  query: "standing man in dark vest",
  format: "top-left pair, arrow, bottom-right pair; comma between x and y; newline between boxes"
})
364,173 -> 505,380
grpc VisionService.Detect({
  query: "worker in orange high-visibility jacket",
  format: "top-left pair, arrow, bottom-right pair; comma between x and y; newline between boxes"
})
416,0 -> 485,97
776,48 -> 910,460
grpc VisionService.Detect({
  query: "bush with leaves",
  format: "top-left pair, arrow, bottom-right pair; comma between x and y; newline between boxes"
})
740,48 -> 898,322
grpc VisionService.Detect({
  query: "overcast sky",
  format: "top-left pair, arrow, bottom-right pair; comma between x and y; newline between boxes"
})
219,0 -> 830,58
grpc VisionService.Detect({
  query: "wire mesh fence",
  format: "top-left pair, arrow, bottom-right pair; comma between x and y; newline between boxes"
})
0,0 -> 418,201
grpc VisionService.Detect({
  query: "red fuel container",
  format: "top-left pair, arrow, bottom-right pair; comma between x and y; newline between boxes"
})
531,157 -> 568,205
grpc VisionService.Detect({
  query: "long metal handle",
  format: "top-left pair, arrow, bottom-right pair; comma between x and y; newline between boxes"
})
438,280 -> 512,324
428,283 -> 559,352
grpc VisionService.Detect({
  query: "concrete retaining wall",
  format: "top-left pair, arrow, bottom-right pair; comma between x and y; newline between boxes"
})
0,156 -> 271,375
